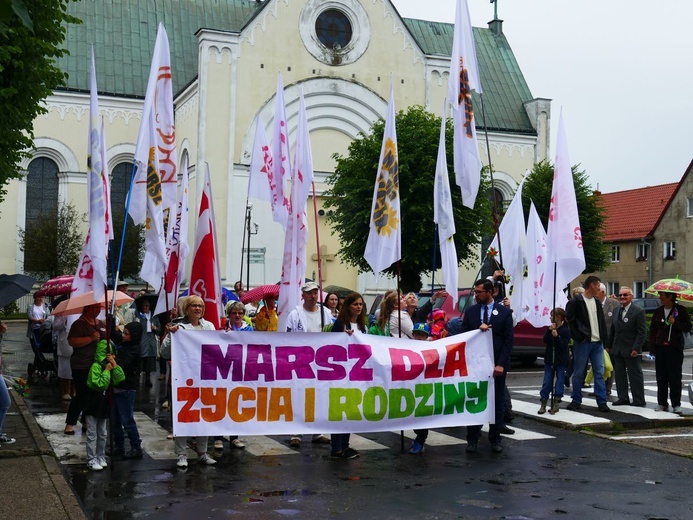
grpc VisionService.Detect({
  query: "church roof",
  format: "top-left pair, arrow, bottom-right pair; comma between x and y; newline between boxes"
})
598,183 -> 678,242
56,1 -> 536,133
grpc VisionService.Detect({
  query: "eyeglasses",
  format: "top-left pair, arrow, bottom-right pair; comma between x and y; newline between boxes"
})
473,289 -> 488,294
618,294 -> 631,298
189,304 -> 203,308
230,311 -> 245,315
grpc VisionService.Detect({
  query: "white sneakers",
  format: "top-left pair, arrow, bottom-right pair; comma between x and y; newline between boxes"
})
176,455 -> 188,468
214,440 -> 224,450
672,406 -> 683,414
98,456 -> 108,468
231,439 -> 245,449
87,458 -> 103,471
198,453 -> 216,465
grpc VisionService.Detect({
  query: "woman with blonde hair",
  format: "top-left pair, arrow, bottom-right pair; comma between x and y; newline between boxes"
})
374,291 -> 413,339
160,295 -> 217,468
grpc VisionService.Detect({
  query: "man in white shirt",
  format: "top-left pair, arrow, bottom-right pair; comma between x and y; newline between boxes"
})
285,281 -> 332,447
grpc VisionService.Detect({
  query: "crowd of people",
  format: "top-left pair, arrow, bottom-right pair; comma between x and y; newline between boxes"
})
3,272 -> 690,469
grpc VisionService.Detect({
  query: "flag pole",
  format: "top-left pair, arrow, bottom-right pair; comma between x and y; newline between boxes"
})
431,225 -> 438,295
311,182 -> 326,330
112,161 -> 138,316
395,260 -> 405,453
479,94 -> 505,281
239,200 -> 249,285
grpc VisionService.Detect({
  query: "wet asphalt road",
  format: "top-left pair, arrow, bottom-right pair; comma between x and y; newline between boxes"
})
2,322 -> 692,519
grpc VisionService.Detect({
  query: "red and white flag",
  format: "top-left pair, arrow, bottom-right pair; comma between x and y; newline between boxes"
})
364,80 -> 400,277
433,100 -> 458,305
448,0 -> 482,209
73,48 -> 110,301
270,73 -> 291,229
154,154 -> 190,317
277,91 -> 313,331
488,176 -> 527,315
189,164 -> 222,329
546,112 -> 585,295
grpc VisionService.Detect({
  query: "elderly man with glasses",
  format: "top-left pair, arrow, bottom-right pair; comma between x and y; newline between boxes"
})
607,287 -> 647,407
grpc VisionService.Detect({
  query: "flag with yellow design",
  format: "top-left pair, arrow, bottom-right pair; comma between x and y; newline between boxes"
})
364,81 -> 400,276
448,0 -> 482,209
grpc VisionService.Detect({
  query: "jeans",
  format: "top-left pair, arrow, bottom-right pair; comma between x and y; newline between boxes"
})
0,376 -> 10,433
571,342 -> 607,404
111,390 -> 141,451
175,436 -> 209,456
540,364 -> 566,400
86,415 -> 107,461
330,433 -> 351,453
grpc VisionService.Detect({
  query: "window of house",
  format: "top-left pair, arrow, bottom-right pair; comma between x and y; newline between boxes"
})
663,241 -> 676,260
687,198 -> 693,218
315,9 -> 353,50
636,242 -> 648,261
633,281 -> 645,299
25,157 -> 59,228
610,245 -> 620,263
607,282 -> 620,297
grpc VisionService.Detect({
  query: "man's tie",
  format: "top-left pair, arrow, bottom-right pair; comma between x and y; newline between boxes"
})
619,307 -> 624,321
483,305 -> 489,325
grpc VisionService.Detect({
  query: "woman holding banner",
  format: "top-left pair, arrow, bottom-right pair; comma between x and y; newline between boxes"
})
160,295 -> 216,468
329,291 -> 368,459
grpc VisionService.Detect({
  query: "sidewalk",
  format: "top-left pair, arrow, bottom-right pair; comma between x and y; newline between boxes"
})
0,388 -> 86,520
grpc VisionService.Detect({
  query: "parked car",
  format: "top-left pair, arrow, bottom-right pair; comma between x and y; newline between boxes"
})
632,297 -> 660,316
368,289 -> 547,365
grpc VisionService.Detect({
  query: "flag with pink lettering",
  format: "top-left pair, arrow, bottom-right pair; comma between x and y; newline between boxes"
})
523,202 -> 553,327
270,73 -> 291,229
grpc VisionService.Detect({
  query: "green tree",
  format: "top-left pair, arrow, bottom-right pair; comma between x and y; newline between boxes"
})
0,0 -> 79,204
109,209 -> 144,282
19,201 -> 84,279
324,105 -> 492,292
521,160 -> 609,274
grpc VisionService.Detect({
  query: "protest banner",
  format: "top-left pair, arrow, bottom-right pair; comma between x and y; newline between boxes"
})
171,329 -> 495,437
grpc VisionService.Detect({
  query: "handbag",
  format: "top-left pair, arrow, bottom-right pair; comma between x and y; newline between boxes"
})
683,331 -> 693,350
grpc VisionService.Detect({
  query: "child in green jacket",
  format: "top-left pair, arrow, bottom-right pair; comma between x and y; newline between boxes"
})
85,339 -> 124,471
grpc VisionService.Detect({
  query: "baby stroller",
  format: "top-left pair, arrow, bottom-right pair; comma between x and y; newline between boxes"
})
28,320 -> 57,380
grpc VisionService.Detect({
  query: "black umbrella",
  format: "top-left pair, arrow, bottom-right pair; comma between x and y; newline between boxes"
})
134,293 -> 159,312
0,273 -> 36,309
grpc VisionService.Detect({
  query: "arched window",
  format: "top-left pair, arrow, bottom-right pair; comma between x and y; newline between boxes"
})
110,162 -> 133,212
25,157 -> 59,227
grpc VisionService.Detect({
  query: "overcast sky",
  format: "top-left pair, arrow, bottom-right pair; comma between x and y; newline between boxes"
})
392,0 -> 693,194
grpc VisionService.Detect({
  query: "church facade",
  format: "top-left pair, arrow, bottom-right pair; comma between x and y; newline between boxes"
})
2,0 -> 550,295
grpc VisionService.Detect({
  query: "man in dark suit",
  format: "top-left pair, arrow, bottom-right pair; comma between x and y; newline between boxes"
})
565,275 -> 610,412
598,283 -> 620,395
447,278 -> 514,454
608,287 -> 647,406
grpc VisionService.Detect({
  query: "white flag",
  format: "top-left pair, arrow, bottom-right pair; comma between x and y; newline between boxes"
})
155,154 -> 190,317
488,176 -> 527,315
129,23 -> 177,237
433,101 -> 458,306
364,81 -> 401,276
247,115 -> 274,203
546,112 -> 585,294
449,0 -> 483,209
278,91 -> 313,332
136,109 -> 168,291
523,202 -> 553,327
270,73 -> 291,229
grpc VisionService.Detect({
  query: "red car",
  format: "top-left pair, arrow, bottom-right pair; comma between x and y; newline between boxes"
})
371,289 -> 547,365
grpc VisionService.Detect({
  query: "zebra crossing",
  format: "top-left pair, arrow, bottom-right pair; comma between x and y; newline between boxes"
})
34,379 -> 691,465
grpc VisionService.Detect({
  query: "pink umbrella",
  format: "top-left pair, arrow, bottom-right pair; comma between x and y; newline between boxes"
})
241,284 -> 281,304
52,290 -> 133,316
36,275 -> 73,297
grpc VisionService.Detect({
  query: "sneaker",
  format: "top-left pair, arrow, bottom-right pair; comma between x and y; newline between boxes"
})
231,439 -> 245,449
176,455 -> 188,468
311,434 -> 331,444
122,448 -> 143,460
655,404 -> 669,412
408,441 -> 424,454
198,453 -> 216,465
672,406 -> 683,414
341,447 -> 360,459
214,440 -> 224,450
87,458 -> 103,471
566,401 -> 582,411
0,434 -> 16,445
97,456 -> 108,468
289,437 -> 301,447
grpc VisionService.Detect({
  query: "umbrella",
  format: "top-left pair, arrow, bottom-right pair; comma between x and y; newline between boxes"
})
52,290 -> 134,316
178,288 -> 239,304
645,276 -> 693,302
242,284 -> 281,304
36,275 -> 73,297
0,273 -> 36,308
